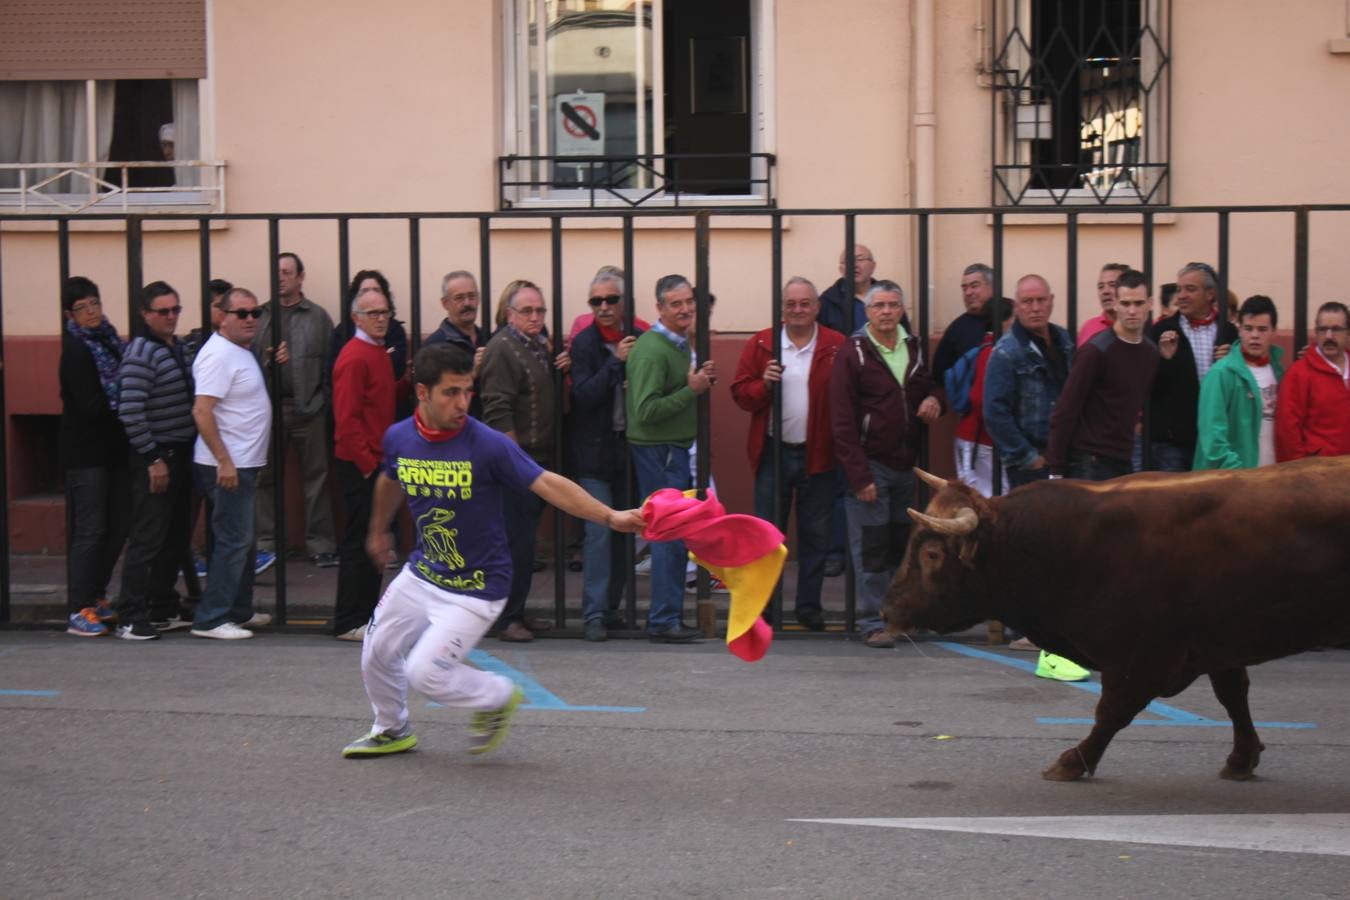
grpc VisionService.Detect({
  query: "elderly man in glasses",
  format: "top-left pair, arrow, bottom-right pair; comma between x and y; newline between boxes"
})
568,268 -> 647,641
1277,301 -> 1350,461
190,288 -> 274,639
113,281 -> 197,640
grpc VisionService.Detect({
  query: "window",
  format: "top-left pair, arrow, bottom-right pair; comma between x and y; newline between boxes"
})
991,0 -> 1169,205
501,0 -> 775,209
0,0 -> 217,212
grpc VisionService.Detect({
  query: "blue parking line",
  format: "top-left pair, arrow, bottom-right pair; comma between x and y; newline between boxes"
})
0,689 -> 60,697
934,641 -> 1315,730
426,649 -> 645,714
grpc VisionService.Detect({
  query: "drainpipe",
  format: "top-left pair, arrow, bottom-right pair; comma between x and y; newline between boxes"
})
911,0 -> 936,314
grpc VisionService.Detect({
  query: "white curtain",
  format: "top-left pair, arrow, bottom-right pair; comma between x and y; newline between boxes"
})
171,79 -> 200,187
0,80 -> 113,193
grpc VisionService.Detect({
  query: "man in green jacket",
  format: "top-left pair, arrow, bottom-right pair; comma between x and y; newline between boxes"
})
1194,295 -> 1284,470
626,274 -> 717,643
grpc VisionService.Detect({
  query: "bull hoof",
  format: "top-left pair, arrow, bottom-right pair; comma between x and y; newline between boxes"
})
1219,765 -> 1257,781
1220,745 -> 1264,781
1041,749 -> 1090,782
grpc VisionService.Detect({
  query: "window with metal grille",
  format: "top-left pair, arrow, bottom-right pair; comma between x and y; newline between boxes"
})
991,0 -> 1169,205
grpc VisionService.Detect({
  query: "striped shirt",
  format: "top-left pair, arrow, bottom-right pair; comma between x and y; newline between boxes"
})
117,335 -> 196,461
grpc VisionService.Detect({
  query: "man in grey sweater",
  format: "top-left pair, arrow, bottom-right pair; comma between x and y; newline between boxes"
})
115,281 -> 197,639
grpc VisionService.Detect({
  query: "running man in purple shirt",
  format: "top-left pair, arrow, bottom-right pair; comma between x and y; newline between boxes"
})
342,344 -> 644,759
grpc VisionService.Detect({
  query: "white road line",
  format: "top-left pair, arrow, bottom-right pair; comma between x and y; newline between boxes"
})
789,814 -> 1350,857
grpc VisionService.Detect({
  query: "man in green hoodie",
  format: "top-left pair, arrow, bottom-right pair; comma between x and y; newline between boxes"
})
1194,295 -> 1284,470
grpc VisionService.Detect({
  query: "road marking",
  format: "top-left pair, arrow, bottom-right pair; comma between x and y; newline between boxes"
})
0,689 -> 60,697
426,649 -> 645,714
935,642 -> 1316,729
790,814 -> 1350,857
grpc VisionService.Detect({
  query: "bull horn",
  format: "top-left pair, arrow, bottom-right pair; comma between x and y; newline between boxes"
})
913,467 -> 948,493
907,506 -> 979,536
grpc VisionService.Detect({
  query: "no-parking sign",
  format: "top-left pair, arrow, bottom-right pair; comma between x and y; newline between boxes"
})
556,92 -> 605,156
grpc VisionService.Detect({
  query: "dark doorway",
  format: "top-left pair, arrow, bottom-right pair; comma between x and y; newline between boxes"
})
663,0 -> 751,195
105,79 -> 174,188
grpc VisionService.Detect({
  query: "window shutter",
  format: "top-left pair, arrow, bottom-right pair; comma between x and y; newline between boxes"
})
0,0 -> 206,81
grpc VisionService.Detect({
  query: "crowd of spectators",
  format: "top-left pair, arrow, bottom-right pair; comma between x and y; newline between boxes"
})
57,247 -> 1349,648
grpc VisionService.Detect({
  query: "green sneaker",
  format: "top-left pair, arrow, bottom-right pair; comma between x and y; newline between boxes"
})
1034,651 -> 1092,682
468,686 -> 525,756
342,723 -> 418,758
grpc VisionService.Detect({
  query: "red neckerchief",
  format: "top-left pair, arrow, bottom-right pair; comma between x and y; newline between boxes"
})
597,322 -> 625,344
1185,307 -> 1218,327
1242,351 -> 1270,367
414,407 -> 463,443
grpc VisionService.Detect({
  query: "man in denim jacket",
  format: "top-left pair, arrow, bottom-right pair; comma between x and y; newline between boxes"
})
983,274 -> 1075,490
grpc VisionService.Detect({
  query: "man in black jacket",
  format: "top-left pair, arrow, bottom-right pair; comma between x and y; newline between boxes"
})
1148,262 -> 1238,471
569,270 -> 642,642
425,270 -> 490,419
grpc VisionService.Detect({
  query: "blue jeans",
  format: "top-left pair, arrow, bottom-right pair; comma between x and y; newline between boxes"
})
1006,466 -> 1050,489
194,464 -> 261,630
1148,441 -> 1191,472
843,460 -> 915,634
630,443 -> 691,632
753,446 -> 833,613
579,470 -> 630,624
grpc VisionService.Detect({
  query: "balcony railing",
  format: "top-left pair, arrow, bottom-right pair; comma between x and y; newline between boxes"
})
499,153 -> 775,209
0,160 -> 227,214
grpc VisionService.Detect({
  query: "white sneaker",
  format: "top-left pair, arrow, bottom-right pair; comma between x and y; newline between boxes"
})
191,622 -> 255,640
336,624 -> 367,642
240,612 -> 272,628
634,556 -> 652,575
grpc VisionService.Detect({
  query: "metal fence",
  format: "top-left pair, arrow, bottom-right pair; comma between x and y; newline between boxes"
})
1,203 -> 1345,631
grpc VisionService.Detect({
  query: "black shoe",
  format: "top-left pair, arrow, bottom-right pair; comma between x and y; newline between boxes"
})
648,624 -> 703,644
602,611 -> 628,630
796,608 -> 827,631
823,558 -> 845,578
567,558 -> 584,573
583,620 -> 608,642
116,621 -> 161,641
311,552 -> 339,568
532,559 -> 546,573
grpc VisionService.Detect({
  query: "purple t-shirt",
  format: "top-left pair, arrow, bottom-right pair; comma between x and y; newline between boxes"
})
381,416 -> 544,600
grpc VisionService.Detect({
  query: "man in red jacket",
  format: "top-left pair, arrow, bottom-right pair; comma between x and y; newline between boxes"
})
731,277 -> 845,631
1276,301 -> 1350,461
332,271 -> 410,640
829,280 -> 942,648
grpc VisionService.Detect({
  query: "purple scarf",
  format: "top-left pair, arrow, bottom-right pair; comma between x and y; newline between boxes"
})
66,316 -> 124,411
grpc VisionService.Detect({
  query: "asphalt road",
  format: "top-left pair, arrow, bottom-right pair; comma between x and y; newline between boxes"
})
2,631 -> 1348,899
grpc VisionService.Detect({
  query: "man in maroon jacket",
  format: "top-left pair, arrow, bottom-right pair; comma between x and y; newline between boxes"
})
332,271 -> 409,641
1276,301 -> 1350,461
731,277 -> 845,631
829,279 -> 942,648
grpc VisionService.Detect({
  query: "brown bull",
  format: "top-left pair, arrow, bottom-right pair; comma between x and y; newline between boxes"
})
881,458 -> 1350,781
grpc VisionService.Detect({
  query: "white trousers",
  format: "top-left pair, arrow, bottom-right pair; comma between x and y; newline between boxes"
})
360,567 -> 514,733
953,439 -> 1009,499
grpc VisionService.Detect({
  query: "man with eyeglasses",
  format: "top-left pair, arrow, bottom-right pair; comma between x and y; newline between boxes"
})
254,251 -> 338,572
113,281 -> 197,640
191,289 -> 273,640
818,244 -> 879,335
479,279 -> 572,642
426,270 -> 491,419
331,272 -> 411,641
731,276 -> 844,632
830,280 -> 942,649
1277,301 -> 1350,461
1147,262 -> 1238,471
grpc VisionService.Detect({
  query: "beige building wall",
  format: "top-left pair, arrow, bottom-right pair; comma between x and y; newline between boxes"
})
3,0 -> 1349,338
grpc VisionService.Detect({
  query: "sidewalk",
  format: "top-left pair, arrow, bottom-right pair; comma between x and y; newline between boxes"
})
5,552 -> 869,637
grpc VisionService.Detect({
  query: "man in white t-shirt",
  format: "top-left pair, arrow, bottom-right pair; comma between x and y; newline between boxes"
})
191,288 -> 274,639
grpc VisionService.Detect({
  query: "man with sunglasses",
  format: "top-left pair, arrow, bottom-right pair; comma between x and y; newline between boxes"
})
114,282 -> 197,639
1276,301 -> 1350,461
191,289 -> 273,639
569,270 -> 644,641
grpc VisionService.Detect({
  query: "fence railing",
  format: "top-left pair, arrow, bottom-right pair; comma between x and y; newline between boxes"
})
1,202 -> 1346,631
0,161 -> 227,213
